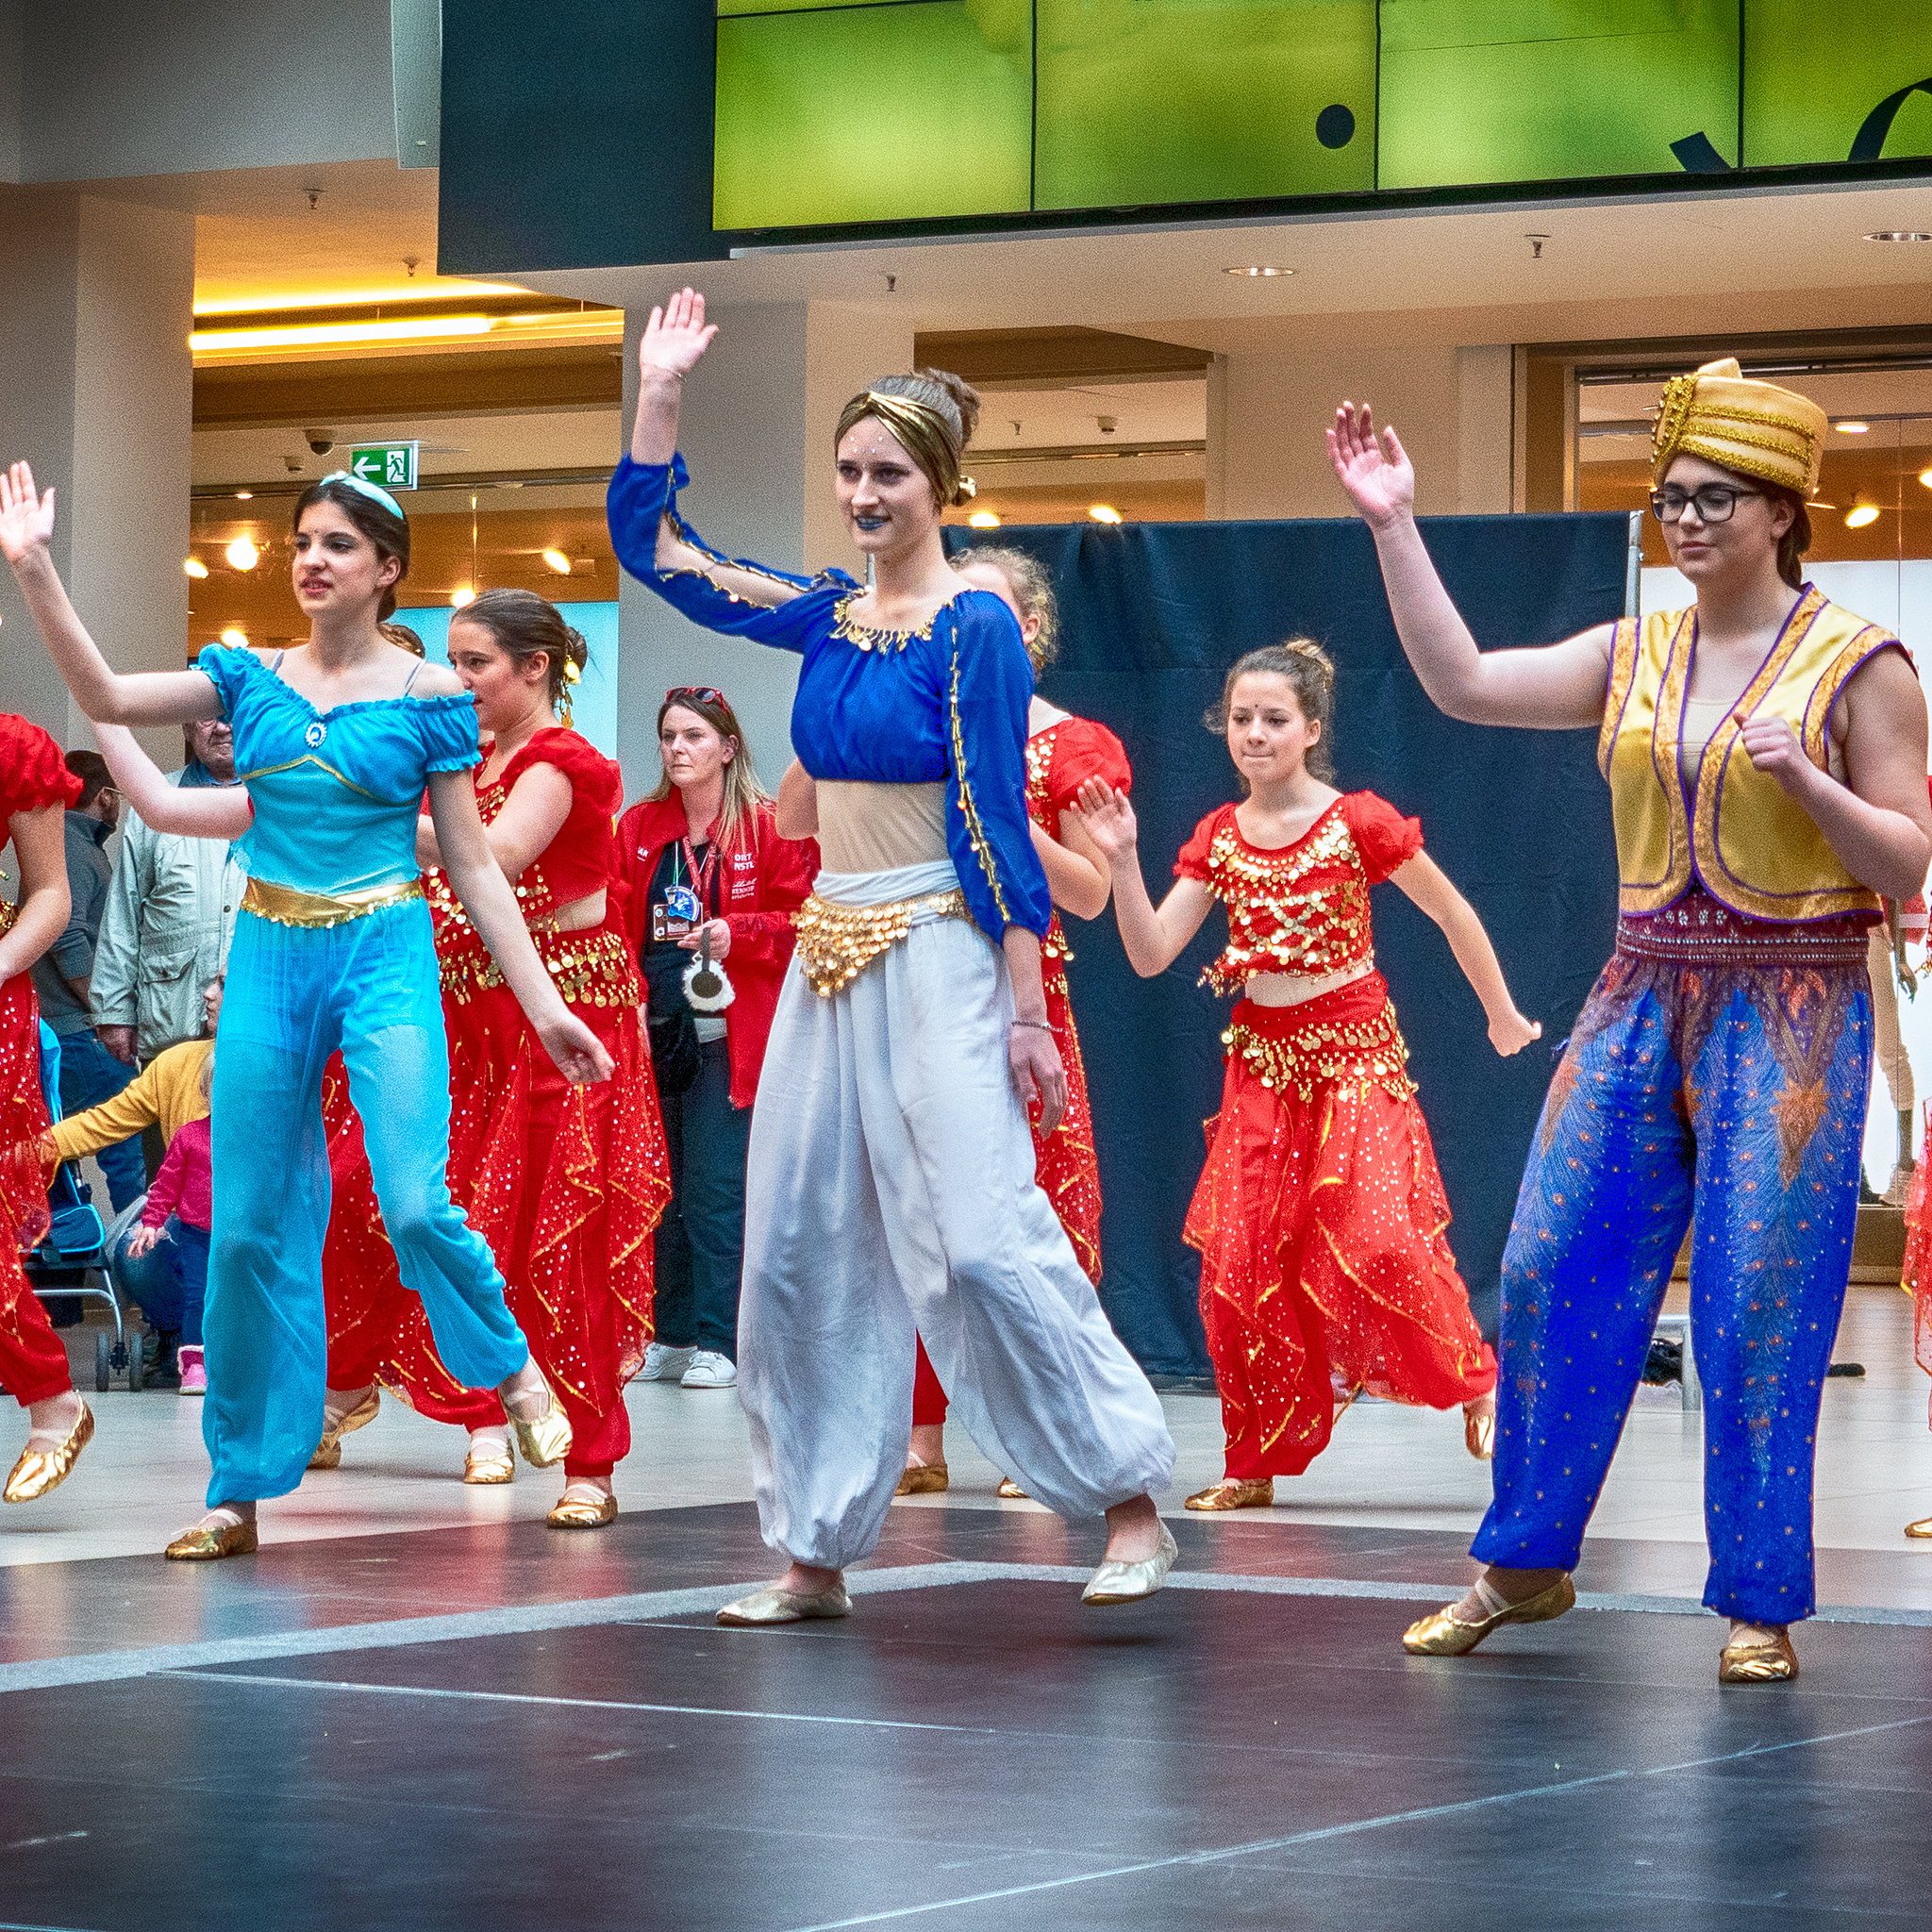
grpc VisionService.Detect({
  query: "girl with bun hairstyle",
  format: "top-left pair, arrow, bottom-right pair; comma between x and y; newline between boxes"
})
2,467 -> 605,1557
1079,641 -> 1535,1509
609,289 -> 1175,1624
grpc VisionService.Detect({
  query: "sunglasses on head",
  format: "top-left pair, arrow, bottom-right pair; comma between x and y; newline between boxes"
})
666,686 -> 725,708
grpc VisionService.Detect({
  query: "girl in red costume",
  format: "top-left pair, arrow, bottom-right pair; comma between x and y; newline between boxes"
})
399,591 -> 670,1526
1079,641 -> 1539,1508
881,549 -> 1130,1496
0,714 -> 92,1505
618,687 -> 816,1393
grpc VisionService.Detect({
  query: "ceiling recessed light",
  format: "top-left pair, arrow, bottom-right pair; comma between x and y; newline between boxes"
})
541,548 -> 572,575
1224,265 -> 1291,277
967,510 -> 1001,528
1089,504 -> 1123,524
451,585 -> 476,608
234,490 -> 253,501
182,557 -> 208,579
1864,230 -> 1932,242
219,626 -> 248,646
225,535 -> 258,570
1919,468 -> 1932,489
1845,505 -> 1881,528
1834,421 -> 1870,434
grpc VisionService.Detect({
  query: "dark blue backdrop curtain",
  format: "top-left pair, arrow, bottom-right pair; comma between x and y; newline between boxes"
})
949,512 -> 1630,1381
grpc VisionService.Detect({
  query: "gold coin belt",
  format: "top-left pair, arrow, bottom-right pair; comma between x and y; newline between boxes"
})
793,889 -> 971,997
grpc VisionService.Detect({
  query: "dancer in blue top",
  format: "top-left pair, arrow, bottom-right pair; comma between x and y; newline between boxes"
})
1,460 -> 609,1558
610,290 -> 1174,1623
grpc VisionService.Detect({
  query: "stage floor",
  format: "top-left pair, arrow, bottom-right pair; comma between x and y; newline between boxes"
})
4,1283 -> 1931,1930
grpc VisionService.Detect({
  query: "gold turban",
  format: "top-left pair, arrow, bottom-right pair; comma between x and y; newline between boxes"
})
839,389 -> 976,508
1651,358 -> 1827,498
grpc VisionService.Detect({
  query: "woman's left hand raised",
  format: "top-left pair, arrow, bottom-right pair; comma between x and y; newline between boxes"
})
1010,1023 -> 1068,1138
537,1010 -> 615,1085
0,460 -> 56,563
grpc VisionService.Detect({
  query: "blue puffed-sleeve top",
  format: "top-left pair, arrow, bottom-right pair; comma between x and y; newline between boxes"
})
607,454 -> 1052,939
195,644 -> 481,898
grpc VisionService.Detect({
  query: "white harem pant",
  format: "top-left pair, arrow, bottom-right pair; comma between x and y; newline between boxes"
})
740,860 -> 1175,1569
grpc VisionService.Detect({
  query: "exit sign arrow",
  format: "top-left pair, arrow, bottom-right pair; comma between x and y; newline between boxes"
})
348,441 -> 419,491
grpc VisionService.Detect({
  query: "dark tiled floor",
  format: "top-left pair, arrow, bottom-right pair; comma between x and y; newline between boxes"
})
4,1506 -> 1932,1929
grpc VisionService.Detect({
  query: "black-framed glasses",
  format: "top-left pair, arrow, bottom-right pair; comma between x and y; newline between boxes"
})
666,685 -> 724,708
1649,484 -> 1766,525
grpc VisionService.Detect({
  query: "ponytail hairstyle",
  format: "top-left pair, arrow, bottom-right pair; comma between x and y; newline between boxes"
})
835,368 -> 983,508
379,621 -> 427,658
452,589 -> 590,724
1205,640 -> 1337,785
292,473 -> 410,622
647,685 -> 773,843
958,544 -> 1058,673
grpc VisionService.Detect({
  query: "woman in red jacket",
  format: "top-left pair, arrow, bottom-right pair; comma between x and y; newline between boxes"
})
618,688 -> 817,1391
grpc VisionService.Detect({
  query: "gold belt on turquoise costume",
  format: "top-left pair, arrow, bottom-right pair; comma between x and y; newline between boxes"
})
241,876 -> 425,929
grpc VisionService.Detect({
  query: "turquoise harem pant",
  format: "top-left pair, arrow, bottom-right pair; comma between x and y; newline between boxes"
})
1473,938 -> 1872,1624
204,897 -> 529,1503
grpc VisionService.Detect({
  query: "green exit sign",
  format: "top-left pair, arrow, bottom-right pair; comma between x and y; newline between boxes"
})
348,441 -> 419,491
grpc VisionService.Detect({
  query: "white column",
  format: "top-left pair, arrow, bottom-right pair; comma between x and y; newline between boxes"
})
0,192 -> 193,743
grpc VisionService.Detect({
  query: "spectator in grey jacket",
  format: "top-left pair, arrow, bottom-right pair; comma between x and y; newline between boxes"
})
92,716 -> 243,1068
28,749 -> 143,1209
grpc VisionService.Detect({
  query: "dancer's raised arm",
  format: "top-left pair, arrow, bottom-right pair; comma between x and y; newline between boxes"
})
1074,779 -> 1216,976
0,464 -> 224,727
1327,406 -> 1612,730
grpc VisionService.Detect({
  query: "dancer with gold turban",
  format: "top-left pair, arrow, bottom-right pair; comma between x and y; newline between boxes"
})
1331,358 -> 1932,1684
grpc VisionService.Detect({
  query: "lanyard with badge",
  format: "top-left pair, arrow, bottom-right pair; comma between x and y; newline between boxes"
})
653,836 -> 715,942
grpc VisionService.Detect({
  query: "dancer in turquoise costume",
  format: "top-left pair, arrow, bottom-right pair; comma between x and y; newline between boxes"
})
1330,360 -> 1932,1684
1,461 -> 610,1558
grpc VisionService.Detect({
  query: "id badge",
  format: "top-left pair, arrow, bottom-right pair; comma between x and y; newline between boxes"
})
666,884 -> 702,924
652,902 -> 691,943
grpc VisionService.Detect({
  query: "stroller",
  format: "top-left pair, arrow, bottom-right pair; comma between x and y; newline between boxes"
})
19,1021 -> 146,1391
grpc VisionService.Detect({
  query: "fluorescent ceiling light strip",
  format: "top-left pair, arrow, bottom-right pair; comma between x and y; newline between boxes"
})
191,316 -> 492,352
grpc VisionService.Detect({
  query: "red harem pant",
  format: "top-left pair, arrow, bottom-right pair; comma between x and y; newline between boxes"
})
912,951 -> 1102,1426
0,974 -> 75,1407
377,925 -> 671,1477
1186,980 -> 1495,1480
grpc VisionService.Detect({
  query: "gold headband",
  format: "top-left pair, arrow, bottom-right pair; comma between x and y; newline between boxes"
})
1652,358 -> 1826,498
849,390 -> 976,508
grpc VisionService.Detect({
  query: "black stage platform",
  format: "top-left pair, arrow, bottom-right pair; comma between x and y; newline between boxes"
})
6,1505 -> 1932,1930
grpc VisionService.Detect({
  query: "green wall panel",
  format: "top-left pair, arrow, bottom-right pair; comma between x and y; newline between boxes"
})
713,0 -> 1032,227
1743,1 -> 1932,167
1378,0 -> 1741,188
1034,0 -> 1375,210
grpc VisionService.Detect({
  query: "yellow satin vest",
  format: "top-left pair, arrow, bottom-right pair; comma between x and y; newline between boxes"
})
1597,586 -> 1899,922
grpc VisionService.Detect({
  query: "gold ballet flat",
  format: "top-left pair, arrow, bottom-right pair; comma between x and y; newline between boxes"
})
996,1476 -> 1028,1499
506,1375 -> 572,1470
1185,1477 -> 1274,1512
4,1400 -> 94,1504
1719,1625 -> 1798,1685
463,1442 -> 515,1485
308,1388 -> 380,1471
1906,1517 -> 1932,1539
894,1461 -> 949,1496
1403,1574 -> 1576,1656
1082,1523 -> 1179,1607
717,1583 -> 852,1626
164,1517 -> 258,1561
547,1491 -> 617,1529
1464,1402 -> 1496,1461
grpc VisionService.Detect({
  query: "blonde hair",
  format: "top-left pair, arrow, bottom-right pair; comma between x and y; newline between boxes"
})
647,687 -> 773,842
958,545 -> 1058,673
1205,640 -> 1337,784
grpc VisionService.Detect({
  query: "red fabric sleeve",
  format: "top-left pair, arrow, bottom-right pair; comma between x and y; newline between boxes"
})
1044,717 -> 1133,818
496,726 -> 623,819
1174,805 -> 1233,881
1342,791 -> 1424,884
0,714 -> 83,820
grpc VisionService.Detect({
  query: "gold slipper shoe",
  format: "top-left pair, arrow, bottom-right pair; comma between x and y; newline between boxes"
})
547,1490 -> 617,1528
894,1462 -> 948,1496
463,1440 -> 515,1485
996,1477 -> 1028,1499
308,1388 -> 380,1471
506,1374 -> 572,1469
165,1516 -> 258,1561
1185,1477 -> 1273,1511
1719,1625 -> 1798,1684
1463,1400 -> 1496,1461
1403,1574 -> 1575,1656
4,1399 -> 94,1504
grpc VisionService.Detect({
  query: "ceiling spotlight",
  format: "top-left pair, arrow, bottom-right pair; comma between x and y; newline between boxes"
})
1224,265 -> 1291,277
1834,421 -> 1870,434
968,510 -> 1002,529
1845,505 -> 1881,528
234,491 -> 253,501
182,557 -> 208,579
541,549 -> 572,575
1864,230 -> 1932,242
219,626 -> 249,646
225,535 -> 259,570
1919,467 -> 1932,488
451,585 -> 476,608
1089,504 -> 1123,525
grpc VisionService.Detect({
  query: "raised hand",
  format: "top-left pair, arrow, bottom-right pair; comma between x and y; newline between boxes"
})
0,460 -> 56,563
1326,403 -> 1415,528
1071,776 -> 1138,862
640,287 -> 719,381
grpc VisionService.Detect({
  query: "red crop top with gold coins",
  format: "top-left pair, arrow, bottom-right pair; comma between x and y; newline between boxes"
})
1174,791 -> 1423,995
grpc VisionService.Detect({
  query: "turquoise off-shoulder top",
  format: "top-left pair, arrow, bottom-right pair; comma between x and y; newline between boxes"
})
195,644 -> 481,898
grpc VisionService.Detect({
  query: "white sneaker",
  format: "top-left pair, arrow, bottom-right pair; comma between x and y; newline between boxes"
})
639,1342 -> 697,1382
680,1350 -> 737,1390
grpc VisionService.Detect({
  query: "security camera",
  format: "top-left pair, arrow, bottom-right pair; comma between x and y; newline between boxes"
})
306,432 -> 335,456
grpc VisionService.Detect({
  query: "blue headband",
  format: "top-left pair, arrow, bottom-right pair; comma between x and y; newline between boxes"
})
319,470 -> 406,522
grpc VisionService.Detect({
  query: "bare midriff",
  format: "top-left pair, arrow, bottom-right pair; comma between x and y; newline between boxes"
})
1241,958 -> 1374,1008
537,888 -> 608,934
816,780 -> 950,875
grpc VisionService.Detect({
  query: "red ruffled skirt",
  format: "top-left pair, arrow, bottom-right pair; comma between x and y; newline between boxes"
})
1905,1104 -> 1932,1424
0,972 -> 72,1405
1185,978 -> 1494,1479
